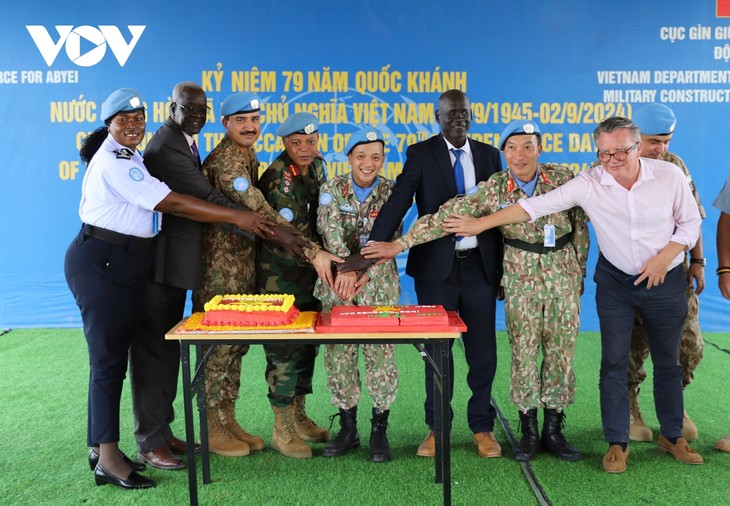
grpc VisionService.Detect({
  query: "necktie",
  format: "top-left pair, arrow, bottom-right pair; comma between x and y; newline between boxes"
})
451,148 -> 465,194
191,140 -> 201,165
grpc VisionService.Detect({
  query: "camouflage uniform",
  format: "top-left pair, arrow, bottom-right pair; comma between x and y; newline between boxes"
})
397,164 -> 589,412
257,151 -> 327,408
314,174 -> 402,410
629,152 -> 705,391
191,135 -> 294,410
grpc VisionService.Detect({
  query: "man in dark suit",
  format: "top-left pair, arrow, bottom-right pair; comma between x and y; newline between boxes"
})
362,89 -> 504,458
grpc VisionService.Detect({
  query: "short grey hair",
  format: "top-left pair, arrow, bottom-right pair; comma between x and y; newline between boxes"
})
593,116 -> 641,145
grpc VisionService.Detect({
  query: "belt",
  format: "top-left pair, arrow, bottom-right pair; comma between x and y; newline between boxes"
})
82,224 -> 156,250
504,233 -> 572,254
454,247 -> 478,259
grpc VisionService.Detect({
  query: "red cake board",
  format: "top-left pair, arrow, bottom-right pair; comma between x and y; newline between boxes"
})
315,310 -> 467,333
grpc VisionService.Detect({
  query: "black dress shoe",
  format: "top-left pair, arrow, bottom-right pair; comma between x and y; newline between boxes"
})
88,449 -> 147,472
94,464 -> 155,489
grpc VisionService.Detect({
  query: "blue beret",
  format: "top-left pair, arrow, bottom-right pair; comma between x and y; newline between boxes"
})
220,92 -> 261,117
344,127 -> 385,155
633,103 -> 676,136
499,119 -> 541,150
277,112 -> 318,137
101,88 -> 144,122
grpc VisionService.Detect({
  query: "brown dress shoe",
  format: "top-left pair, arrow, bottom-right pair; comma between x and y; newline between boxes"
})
167,435 -> 200,455
473,432 -> 502,458
658,435 -> 703,464
603,444 -> 629,473
416,431 -> 435,457
138,446 -> 185,470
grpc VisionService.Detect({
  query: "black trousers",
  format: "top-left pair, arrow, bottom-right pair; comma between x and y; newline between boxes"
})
594,255 -> 686,443
129,281 -> 185,452
64,230 -> 152,446
415,249 -> 498,433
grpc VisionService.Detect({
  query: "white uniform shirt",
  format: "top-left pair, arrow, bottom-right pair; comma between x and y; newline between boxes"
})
79,134 -> 171,237
444,137 -> 478,251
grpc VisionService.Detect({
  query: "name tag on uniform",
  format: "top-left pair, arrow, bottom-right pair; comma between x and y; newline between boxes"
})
544,224 -> 556,247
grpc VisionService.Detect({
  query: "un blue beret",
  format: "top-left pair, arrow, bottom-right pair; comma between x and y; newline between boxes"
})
344,127 -> 385,155
101,88 -> 144,122
499,119 -> 541,150
633,103 -> 676,136
277,112 -> 319,137
220,92 -> 261,117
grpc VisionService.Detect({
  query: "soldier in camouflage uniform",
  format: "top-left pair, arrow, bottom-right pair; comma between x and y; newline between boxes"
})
314,128 -> 401,462
362,120 -> 589,462
628,104 -> 705,442
192,94 -> 332,458
257,112 -> 331,459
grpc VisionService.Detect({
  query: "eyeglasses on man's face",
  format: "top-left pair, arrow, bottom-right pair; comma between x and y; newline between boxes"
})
175,102 -> 210,116
596,142 -> 638,163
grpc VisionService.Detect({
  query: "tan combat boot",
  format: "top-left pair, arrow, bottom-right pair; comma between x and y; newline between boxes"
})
292,395 -> 331,442
682,410 -> 698,441
271,404 -> 312,459
629,388 -> 653,442
205,410 -> 250,457
218,400 -> 265,451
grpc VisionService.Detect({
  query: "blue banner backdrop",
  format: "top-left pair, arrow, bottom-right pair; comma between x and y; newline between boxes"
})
2,1 -> 730,330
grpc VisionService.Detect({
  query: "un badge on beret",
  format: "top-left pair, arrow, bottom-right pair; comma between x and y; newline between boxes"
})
129,167 -> 144,181
523,123 -> 535,134
233,176 -> 250,192
279,207 -> 295,222
250,99 -> 259,109
366,131 -> 377,141
319,192 -> 333,206
304,123 -> 315,135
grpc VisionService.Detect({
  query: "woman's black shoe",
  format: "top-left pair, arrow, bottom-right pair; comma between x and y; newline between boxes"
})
88,449 -> 147,472
94,464 -> 155,489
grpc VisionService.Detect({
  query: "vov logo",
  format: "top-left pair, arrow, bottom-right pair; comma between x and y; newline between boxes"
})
26,25 -> 146,67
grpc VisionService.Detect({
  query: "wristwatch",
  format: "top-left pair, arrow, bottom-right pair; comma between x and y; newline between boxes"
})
689,257 -> 706,266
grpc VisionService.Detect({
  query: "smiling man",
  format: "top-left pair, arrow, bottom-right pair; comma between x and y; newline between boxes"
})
422,116 -> 702,473
362,120 -> 589,463
361,89 -> 505,459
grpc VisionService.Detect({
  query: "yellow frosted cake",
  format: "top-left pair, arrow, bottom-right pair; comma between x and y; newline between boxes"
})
201,294 -> 299,327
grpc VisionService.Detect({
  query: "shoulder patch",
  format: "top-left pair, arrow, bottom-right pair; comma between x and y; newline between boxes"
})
233,176 -> 250,192
115,148 -> 134,160
279,207 -> 295,222
129,167 -> 144,182
319,192 -> 333,205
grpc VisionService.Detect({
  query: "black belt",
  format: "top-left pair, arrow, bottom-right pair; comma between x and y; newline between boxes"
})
82,224 -> 156,250
504,233 -> 572,254
454,247 -> 478,259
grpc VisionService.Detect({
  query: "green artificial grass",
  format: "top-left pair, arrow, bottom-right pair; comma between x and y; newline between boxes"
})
0,328 -> 727,505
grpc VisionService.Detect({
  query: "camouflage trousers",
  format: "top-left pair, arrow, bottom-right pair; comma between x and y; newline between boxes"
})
203,344 -> 249,411
505,291 -> 580,412
264,343 -> 319,408
628,278 -> 703,392
324,343 -> 398,411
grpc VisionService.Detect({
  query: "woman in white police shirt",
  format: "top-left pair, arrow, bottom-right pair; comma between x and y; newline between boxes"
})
64,88 -> 273,490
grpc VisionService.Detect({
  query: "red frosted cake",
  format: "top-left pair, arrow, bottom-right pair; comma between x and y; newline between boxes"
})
201,294 -> 299,327
329,305 -> 449,327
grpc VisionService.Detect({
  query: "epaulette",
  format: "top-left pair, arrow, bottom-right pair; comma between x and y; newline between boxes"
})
114,148 -> 134,160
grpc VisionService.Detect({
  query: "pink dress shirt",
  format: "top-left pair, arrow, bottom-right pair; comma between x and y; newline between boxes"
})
518,157 -> 701,275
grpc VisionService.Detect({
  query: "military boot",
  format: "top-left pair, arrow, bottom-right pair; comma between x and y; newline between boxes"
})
369,408 -> 391,462
218,400 -> 265,451
292,395 -> 331,442
629,388 -> 653,442
323,406 -> 360,457
682,410 -> 698,441
205,411 -> 250,457
541,408 -> 581,461
271,404 -> 312,459
514,409 -> 540,462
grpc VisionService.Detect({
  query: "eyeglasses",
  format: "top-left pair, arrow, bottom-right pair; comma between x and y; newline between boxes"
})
175,103 -> 211,116
596,142 -> 638,163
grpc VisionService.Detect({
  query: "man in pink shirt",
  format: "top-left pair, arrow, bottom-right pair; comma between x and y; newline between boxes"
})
439,117 -> 703,473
